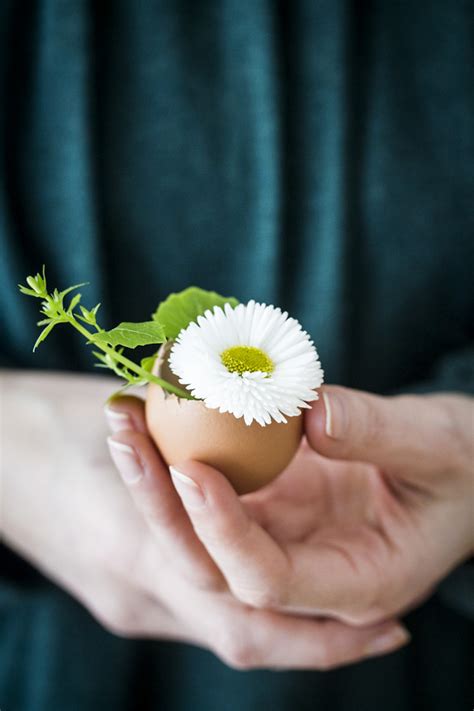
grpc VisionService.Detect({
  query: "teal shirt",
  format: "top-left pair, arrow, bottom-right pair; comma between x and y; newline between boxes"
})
1,2 -> 473,710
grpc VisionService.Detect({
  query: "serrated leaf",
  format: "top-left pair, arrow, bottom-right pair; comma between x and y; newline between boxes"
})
152,286 -> 239,340
92,321 -> 166,349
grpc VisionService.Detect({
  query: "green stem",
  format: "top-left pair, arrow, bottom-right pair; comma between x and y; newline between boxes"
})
65,314 -> 193,399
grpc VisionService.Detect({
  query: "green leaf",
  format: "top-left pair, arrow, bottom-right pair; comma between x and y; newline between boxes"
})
92,321 -> 166,349
18,284 -> 41,297
19,266 -> 200,398
68,293 -> 82,312
59,282 -> 88,298
92,350 -> 110,366
140,355 -> 157,372
79,302 -> 101,325
152,286 -> 239,340
26,276 -> 44,294
92,350 -> 130,379
33,321 -> 58,351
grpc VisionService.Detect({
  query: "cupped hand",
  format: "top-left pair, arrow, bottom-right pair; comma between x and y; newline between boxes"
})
1,371 -> 409,671
168,386 -> 473,626
105,393 -> 409,668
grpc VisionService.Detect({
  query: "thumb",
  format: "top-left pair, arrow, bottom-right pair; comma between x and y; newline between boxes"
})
305,385 -> 458,478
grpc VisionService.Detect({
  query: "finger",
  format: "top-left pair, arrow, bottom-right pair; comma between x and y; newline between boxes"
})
169,460 -> 290,608
107,432 -> 225,591
104,395 -> 148,434
305,385 -> 459,478
212,606 -> 410,670
170,461 -> 397,622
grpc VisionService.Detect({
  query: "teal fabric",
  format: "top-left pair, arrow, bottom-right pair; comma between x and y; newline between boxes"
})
1,1 -> 473,710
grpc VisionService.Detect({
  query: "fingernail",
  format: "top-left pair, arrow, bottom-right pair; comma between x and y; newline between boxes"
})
170,466 -> 206,509
365,627 -> 411,657
104,405 -> 132,433
322,391 -> 348,439
107,437 -> 143,484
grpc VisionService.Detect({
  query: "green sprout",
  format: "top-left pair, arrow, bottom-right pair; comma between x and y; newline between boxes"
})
19,266 -> 238,399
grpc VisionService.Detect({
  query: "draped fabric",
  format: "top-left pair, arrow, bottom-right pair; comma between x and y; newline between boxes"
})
1,2 -> 472,709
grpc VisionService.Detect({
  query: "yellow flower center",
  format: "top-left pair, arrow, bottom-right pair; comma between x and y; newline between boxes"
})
221,345 -> 274,375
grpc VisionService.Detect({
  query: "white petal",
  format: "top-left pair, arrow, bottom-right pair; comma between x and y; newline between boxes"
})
168,301 -> 324,426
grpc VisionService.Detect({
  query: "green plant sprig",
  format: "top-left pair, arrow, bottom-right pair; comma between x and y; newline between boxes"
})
19,267 -> 196,398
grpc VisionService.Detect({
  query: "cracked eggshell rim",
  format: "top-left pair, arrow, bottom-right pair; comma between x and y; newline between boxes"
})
145,342 -> 304,494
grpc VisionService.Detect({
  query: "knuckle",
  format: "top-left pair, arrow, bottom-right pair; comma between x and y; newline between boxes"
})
218,643 -> 258,671
91,598 -> 140,638
232,584 -> 284,610
215,627 -> 260,670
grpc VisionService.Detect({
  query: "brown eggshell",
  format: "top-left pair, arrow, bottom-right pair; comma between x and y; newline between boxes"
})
145,344 -> 303,494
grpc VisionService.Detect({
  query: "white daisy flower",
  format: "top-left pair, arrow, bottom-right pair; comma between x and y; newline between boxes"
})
168,300 -> 324,426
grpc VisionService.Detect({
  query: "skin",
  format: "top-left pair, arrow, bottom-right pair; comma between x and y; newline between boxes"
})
1,371 -> 411,671
165,386 -> 474,626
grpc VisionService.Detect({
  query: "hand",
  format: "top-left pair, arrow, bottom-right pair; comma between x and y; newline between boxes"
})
168,385 -> 474,626
1,372 -> 409,670
1,372 -> 187,638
